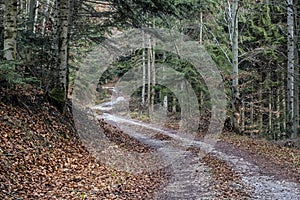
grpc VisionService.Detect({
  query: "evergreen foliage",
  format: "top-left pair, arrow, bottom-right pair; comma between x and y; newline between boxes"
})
0,0 -> 299,139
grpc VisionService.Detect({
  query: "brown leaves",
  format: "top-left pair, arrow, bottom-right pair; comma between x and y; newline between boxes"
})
0,86 -> 166,199
221,134 -> 300,183
203,154 -> 252,199
98,119 -> 153,153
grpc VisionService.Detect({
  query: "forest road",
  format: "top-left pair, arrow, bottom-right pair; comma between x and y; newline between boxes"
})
92,102 -> 300,200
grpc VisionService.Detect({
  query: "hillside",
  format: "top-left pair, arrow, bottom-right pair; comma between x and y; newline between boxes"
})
0,85 -> 166,199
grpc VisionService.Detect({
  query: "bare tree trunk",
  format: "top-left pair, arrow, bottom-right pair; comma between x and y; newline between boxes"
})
241,101 -> 245,132
147,36 -> 151,114
0,0 -> 4,59
172,96 -> 176,113
250,101 -> 254,131
151,36 -> 156,112
18,0 -> 27,25
282,73 -> 287,132
33,0 -> 39,33
42,0 -> 50,35
4,0 -> 17,60
287,0 -> 298,139
199,90 -> 203,114
53,0 -> 71,112
142,30 -> 146,106
28,0 -> 36,32
268,90 -> 272,133
275,80 -> 281,138
258,83 -> 263,133
231,0 -> 240,133
250,82 -> 254,133
294,4 -> 299,139
163,95 -> 168,111
199,11 -> 203,45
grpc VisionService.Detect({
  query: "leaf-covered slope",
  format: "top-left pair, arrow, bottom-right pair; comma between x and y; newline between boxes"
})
0,86 -> 165,199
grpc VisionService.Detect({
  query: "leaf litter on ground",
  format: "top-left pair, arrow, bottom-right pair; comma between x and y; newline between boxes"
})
0,85 -> 167,199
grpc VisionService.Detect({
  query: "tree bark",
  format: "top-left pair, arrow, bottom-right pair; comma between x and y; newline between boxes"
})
294,1 -> 299,139
147,36 -> 151,114
199,11 -> 203,45
0,0 -> 4,59
231,0 -> 240,133
53,0 -> 71,113
4,0 -> 17,60
151,36 -> 156,113
287,0 -> 298,139
142,30 -> 146,106
258,80 -> 263,133
282,72 -> 287,132
33,0 -> 39,33
42,0 -> 50,35
28,0 -> 36,32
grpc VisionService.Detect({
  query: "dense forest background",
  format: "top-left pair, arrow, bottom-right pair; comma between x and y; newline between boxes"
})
0,0 -> 299,141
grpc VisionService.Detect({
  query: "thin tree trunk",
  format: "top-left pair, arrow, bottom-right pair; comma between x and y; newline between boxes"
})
19,0 -> 22,11
0,0 -> 4,59
199,90 -> 203,114
282,72 -> 287,132
4,0 -> 17,60
142,30 -> 146,106
250,101 -> 254,132
258,83 -> 263,133
267,70 -> 272,133
250,82 -> 254,133
287,0 -> 297,139
151,36 -> 156,112
294,5 -> 299,139
172,96 -> 176,113
163,95 -> 168,111
199,11 -> 203,45
231,0 -> 240,133
268,90 -> 272,133
147,36 -> 151,114
28,0 -> 35,32
294,51 -> 299,138
42,0 -> 50,35
33,0 -> 39,33
276,85 -> 281,138
241,101 -> 245,132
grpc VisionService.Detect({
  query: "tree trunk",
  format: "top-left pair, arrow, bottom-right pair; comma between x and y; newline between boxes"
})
151,36 -> 156,113
53,0 -> 71,113
28,0 -> 36,32
250,101 -> 254,132
163,95 -> 168,111
231,0 -> 240,133
294,3 -> 299,139
142,30 -> 146,106
241,101 -> 245,132
199,90 -> 203,114
4,0 -> 17,60
276,85 -> 281,139
42,0 -> 50,35
33,0 -> 39,34
268,90 -> 272,133
172,97 -> 176,113
147,36 -> 151,114
267,71 -> 272,133
282,72 -> 287,132
258,82 -> 263,133
0,0 -> 4,59
287,0 -> 298,139
199,11 -> 203,45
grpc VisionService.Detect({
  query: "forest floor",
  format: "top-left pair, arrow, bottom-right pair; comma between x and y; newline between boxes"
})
1,85 -> 300,199
0,86 -> 166,199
